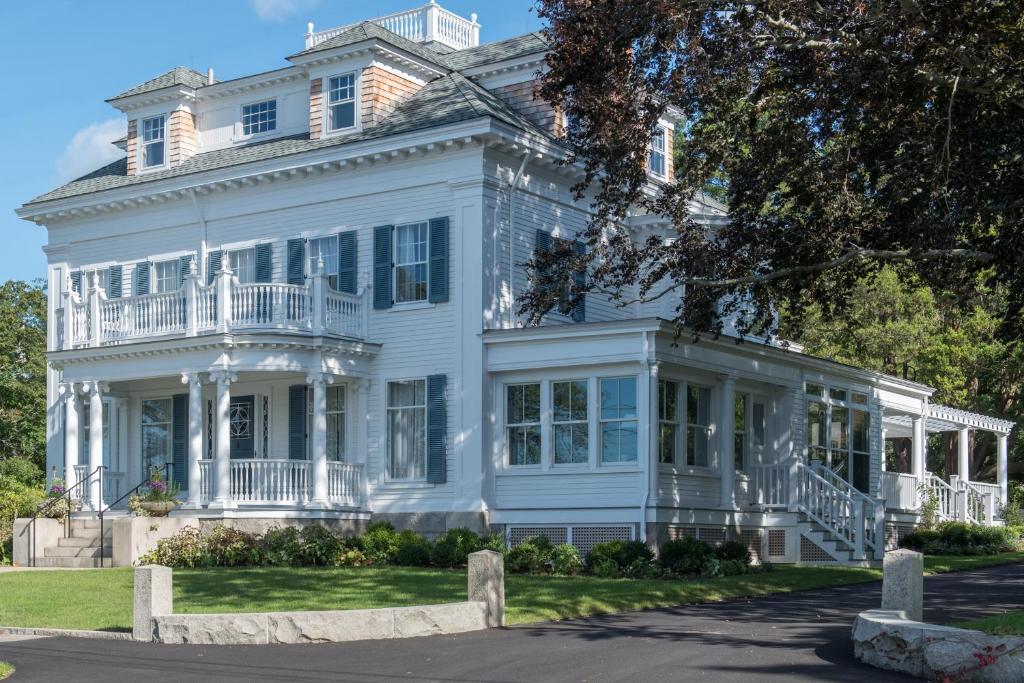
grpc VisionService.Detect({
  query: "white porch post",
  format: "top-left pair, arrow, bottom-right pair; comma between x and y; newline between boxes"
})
718,374 -> 736,510
880,427 -> 887,473
215,261 -> 233,334
308,372 -> 332,507
957,427 -> 970,481
911,415 -> 926,481
184,259 -> 199,337
62,383 -> 80,493
87,381 -> 106,510
210,370 -> 237,508
997,433 -> 1009,508
311,258 -> 325,337
182,373 -> 204,507
88,272 -> 103,348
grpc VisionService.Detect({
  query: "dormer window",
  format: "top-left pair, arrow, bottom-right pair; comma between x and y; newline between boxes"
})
648,126 -> 667,178
328,73 -> 356,132
242,99 -> 277,136
142,115 -> 165,168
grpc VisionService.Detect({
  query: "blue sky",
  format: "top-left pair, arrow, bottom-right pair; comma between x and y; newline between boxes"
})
0,0 -> 542,284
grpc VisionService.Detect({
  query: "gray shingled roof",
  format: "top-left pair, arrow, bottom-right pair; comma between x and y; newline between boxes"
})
290,22 -> 450,69
443,32 -> 548,70
26,73 -> 555,206
108,67 -> 208,102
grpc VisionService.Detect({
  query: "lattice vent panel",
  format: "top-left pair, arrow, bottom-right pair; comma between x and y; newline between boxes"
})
740,529 -> 762,563
697,527 -> 727,546
508,526 -> 568,547
799,535 -> 836,562
667,526 -> 698,540
767,529 -> 786,558
571,526 -> 634,558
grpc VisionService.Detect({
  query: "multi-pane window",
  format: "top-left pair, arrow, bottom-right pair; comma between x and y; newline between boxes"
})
806,383 -> 872,492
142,398 -> 172,478
552,380 -> 588,464
686,385 -> 712,467
506,384 -> 541,466
308,235 -> 339,288
142,115 -> 165,168
600,377 -> 638,463
648,126 -> 666,177
153,259 -> 179,293
241,99 -> 276,136
394,222 -> 428,303
328,73 -> 356,131
387,379 -> 426,480
734,394 -> 747,471
229,248 -> 256,284
326,385 -> 345,461
658,380 -> 679,464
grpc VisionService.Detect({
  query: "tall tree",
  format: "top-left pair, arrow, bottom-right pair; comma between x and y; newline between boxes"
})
0,280 -> 48,472
525,0 -> 1024,340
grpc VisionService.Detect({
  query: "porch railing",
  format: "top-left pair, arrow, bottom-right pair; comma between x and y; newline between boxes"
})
58,268 -> 366,349
795,462 -> 883,560
879,471 -> 919,511
198,458 -> 364,507
750,464 -> 789,509
809,463 -> 883,557
327,462 -> 363,508
924,472 -> 957,522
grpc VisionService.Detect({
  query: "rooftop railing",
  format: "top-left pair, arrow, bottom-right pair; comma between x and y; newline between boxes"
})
304,1 -> 480,52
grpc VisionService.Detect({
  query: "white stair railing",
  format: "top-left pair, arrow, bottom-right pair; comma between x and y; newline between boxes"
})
809,463 -> 884,557
795,462 -> 869,560
924,473 -> 957,522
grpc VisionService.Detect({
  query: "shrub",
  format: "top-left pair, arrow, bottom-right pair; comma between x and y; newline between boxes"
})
0,475 -> 45,565
431,527 -> 482,568
139,526 -> 206,568
587,540 -> 653,574
714,540 -> 752,565
298,525 -> 343,566
478,533 -> 508,554
333,547 -> 370,567
205,525 -> 263,566
700,557 -> 722,578
899,521 -> 1022,555
395,530 -> 432,566
658,537 -> 711,575
550,543 -> 583,575
261,526 -> 303,566
1002,482 -> 1024,527
589,558 -> 621,578
362,522 -> 401,564
719,559 -> 749,576
505,535 -> 553,574
0,457 -> 43,486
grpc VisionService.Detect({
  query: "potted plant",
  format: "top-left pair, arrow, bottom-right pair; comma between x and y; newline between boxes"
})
130,468 -> 180,517
40,477 -> 77,520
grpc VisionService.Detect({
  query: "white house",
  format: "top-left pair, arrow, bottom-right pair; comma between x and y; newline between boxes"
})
15,2 -> 1013,568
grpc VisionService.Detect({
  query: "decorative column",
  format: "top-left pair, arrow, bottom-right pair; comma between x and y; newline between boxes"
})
957,427 -> 970,482
215,261 -> 233,334
911,416 -> 926,482
643,361 -> 659,542
209,370 -> 237,509
880,428 -> 888,473
61,383 -> 80,493
184,257 -> 199,337
308,372 -> 332,508
88,272 -> 103,348
997,433 -> 1009,508
182,373 -> 204,507
311,256 -> 326,336
86,381 -> 107,510
718,374 -> 737,511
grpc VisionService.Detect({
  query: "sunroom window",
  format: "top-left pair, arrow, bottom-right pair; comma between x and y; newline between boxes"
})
506,383 -> 541,466
686,385 -> 712,467
552,380 -> 588,464
806,383 -> 872,492
658,380 -> 679,464
328,74 -> 356,131
141,115 -> 165,168
326,385 -> 345,461
241,99 -> 276,136
142,398 -> 172,478
600,377 -> 638,463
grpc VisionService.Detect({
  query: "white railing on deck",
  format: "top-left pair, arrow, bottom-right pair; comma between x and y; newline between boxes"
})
750,464 -> 788,509
880,471 -> 919,510
231,283 -> 310,329
199,460 -> 214,501
101,290 -> 186,341
327,462 -> 364,507
324,289 -> 363,338
67,296 -> 90,346
195,283 -> 218,331
304,2 -> 480,51
230,459 -> 310,504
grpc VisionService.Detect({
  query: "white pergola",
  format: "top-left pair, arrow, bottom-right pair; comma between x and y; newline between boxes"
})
882,404 -> 1014,505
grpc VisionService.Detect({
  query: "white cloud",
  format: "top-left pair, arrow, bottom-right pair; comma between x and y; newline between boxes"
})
55,118 -> 126,183
248,0 -> 319,22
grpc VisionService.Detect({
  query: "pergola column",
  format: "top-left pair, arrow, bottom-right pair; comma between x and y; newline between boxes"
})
209,370 -> 237,509
718,374 -> 736,510
308,372 -> 332,508
957,427 -> 970,482
182,373 -> 204,507
911,415 -> 926,481
997,433 -> 1009,507
86,381 -> 107,510
62,383 -> 80,493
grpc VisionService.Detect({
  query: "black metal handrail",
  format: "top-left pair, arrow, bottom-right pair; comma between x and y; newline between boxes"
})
98,464 -> 171,567
28,465 -> 103,567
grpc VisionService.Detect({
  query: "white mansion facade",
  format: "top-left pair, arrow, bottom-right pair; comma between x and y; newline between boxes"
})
16,2 -> 1013,566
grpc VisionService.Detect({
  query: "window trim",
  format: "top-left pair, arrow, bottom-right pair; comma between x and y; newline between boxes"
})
599,376 -> 639,465
385,377 -> 428,482
393,221 -> 429,305
140,114 -> 167,171
227,246 -> 257,284
505,383 -> 542,467
324,71 -> 359,135
307,234 -> 340,289
551,379 -> 590,467
239,97 -> 278,138
804,381 -> 873,487
658,379 -> 679,465
152,258 -> 180,294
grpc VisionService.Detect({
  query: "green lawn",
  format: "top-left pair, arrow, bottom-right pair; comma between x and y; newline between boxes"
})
0,661 -> 12,680
1,553 -> 1021,633
954,611 -> 1024,636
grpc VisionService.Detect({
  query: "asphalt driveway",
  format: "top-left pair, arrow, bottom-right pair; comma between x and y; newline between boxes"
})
1,562 -> 1021,682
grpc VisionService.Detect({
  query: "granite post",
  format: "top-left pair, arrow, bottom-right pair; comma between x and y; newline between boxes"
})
881,548 -> 923,622
134,565 -> 173,641
467,550 -> 504,627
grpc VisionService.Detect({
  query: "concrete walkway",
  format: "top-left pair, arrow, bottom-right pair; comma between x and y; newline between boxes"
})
1,563 -> 1021,682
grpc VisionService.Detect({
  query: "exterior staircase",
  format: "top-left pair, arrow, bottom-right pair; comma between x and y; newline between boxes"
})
796,518 -> 879,567
37,518 -> 112,568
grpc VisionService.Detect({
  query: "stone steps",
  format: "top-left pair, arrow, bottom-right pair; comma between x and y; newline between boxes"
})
32,556 -> 112,568
57,535 -> 109,548
45,545 -> 111,558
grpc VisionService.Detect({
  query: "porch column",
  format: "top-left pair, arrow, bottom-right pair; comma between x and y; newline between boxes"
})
997,433 -> 1009,507
308,372 -> 332,507
62,383 -> 80,494
210,370 -> 237,509
182,373 -> 204,508
86,381 -> 106,510
880,427 -> 887,473
718,374 -> 736,510
911,415 -> 926,481
957,427 -> 970,481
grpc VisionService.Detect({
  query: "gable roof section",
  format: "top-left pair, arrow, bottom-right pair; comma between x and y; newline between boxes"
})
25,73 -> 557,206
444,32 -> 548,71
289,21 -> 449,68
107,66 -> 208,102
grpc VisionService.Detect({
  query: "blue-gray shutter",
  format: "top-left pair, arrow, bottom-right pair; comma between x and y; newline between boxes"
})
373,225 -> 393,309
426,374 -> 447,484
171,394 -> 188,490
288,384 -> 307,460
286,239 -> 305,285
107,265 -> 122,299
133,262 -> 151,295
206,250 -> 222,285
337,231 -> 357,294
69,271 -> 82,296
535,229 -> 552,255
571,239 -> 586,322
178,255 -> 192,285
255,243 -> 272,283
428,216 -> 449,303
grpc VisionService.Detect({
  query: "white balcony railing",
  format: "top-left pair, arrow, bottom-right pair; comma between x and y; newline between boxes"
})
57,268 -> 366,349
197,458 -> 364,508
879,471 -> 919,511
304,2 -> 480,52
750,464 -> 789,510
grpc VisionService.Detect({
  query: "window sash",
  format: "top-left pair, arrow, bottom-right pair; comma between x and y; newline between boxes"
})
387,379 -> 426,480
648,126 -> 666,176
308,235 -> 339,288
686,385 -> 711,467
326,385 -> 345,461
153,259 -> 179,293
228,248 -> 256,284
734,394 -> 747,471
328,74 -> 356,131
600,377 -> 637,463
552,380 -> 588,464
241,99 -> 276,136
394,222 -> 429,303
142,116 -> 165,168
141,398 -> 172,474
658,380 -> 679,464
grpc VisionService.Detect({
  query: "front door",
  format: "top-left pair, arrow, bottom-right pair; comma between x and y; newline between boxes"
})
229,395 -> 255,459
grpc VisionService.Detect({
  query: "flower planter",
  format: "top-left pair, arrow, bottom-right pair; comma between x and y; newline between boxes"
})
138,501 -> 177,517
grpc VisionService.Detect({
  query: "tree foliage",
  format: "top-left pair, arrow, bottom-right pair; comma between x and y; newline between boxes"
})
527,0 -> 1024,339
0,280 -> 48,473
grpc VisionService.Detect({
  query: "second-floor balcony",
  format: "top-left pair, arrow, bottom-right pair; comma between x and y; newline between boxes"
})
57,265 -> 367,350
